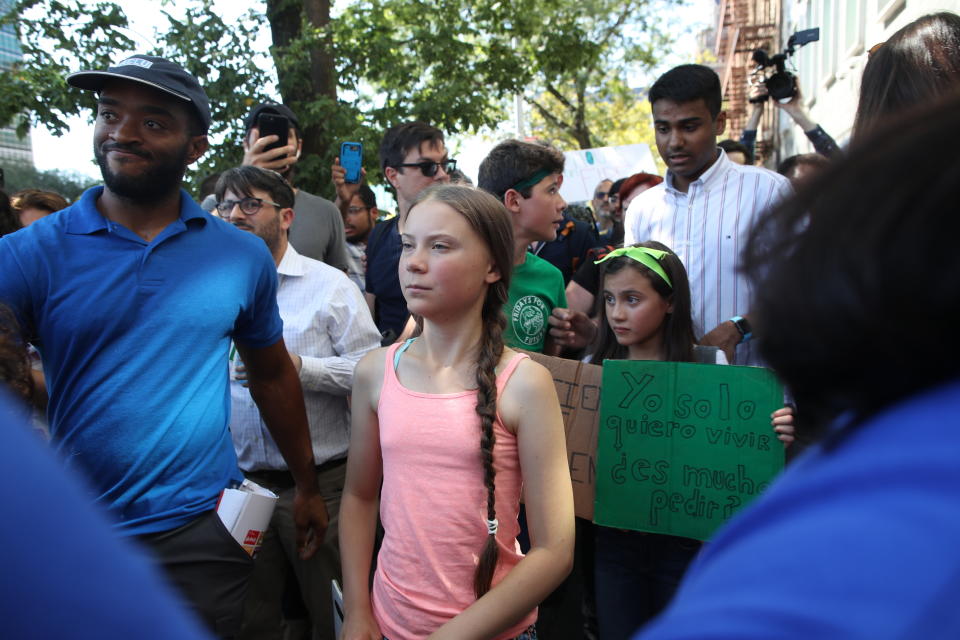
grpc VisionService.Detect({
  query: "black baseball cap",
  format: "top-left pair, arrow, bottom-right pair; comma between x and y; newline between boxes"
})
243,103 -> 301,135
66,55 -> 211,132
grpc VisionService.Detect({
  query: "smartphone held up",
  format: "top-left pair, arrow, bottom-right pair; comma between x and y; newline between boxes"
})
257,113 -> 290,154
340,142 -> 363,184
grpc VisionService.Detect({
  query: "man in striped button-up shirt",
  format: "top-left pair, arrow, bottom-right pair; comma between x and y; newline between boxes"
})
218,166 -> 382,639
625,64 -> 792,366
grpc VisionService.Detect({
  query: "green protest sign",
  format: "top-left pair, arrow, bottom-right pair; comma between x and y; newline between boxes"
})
594,360 -> 784,541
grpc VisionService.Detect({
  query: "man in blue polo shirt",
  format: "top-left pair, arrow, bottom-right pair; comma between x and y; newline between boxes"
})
0,55 -> 326,638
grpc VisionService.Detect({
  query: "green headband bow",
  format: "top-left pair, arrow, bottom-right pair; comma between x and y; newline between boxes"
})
595,246 -> 673,288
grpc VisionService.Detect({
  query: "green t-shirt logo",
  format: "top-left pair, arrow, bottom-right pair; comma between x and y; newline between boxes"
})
511,295 -> 549,346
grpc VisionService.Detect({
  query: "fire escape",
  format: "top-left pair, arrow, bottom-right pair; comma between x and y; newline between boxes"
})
714,0 -> 781,165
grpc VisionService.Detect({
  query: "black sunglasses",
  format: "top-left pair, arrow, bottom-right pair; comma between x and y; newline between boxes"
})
216,197 -> 282,216
594,190 -> 609,199
394,159 -> 457,177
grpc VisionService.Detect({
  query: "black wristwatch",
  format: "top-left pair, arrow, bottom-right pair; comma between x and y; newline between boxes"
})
730,315 -> 752,343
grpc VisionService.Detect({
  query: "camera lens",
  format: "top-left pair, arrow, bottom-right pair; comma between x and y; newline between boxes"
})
766,73 -> 796,101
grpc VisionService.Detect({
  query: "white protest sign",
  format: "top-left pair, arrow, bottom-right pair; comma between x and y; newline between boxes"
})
560,144 -> 659,204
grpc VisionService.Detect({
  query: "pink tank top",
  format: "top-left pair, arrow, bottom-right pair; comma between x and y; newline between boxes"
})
372,341 -> 536,640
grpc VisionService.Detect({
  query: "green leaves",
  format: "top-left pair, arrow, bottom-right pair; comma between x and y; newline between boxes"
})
153,0 -> 271,182
1,0 -> 680,196
525,0 -> 682,149
0,0 -> 134,136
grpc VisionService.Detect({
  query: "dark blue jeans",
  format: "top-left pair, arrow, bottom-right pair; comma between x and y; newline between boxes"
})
593,526 -> 702,639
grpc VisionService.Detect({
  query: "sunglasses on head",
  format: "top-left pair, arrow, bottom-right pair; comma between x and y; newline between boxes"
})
394,159 -> 457,177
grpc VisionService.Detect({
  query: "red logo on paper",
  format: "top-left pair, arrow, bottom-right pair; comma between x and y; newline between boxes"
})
244,530 -> 262,546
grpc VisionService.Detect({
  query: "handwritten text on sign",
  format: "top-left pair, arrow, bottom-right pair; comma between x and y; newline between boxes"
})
594,360 -> 784,541
526,352 -> 602,520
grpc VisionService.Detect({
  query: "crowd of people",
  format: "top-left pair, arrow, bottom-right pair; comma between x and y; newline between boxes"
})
0,9 -> 959,640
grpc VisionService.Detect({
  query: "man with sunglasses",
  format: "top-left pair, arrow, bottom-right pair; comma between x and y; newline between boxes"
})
591,178 -> 614,232
216,166 -> 380,640
358,121 -> 453,342
242,102 -> 350,273
0,55 -> 328,637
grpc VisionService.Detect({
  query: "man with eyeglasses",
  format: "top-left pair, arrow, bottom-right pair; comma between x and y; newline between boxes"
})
241,102 -> 350,273
332,121 -> 453,343
0,55 -> 328,637
215,166 -> 380,640
338,184 -> 379,290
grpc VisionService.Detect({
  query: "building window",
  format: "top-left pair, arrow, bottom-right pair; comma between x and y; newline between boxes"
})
819,1 -> 836,87
876,0 -> 906,25
844,0 -> 865,58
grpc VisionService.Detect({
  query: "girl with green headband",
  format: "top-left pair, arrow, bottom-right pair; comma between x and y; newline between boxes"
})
587,240 -> 795,637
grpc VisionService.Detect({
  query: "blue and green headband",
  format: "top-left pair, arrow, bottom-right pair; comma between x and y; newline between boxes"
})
595,246 -> 673,288
510,168 -> 552,193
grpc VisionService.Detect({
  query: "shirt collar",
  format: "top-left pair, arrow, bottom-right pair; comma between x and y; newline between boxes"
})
277,242 -> 308,277
66,186 -> 209,235
664,148 -> 729,195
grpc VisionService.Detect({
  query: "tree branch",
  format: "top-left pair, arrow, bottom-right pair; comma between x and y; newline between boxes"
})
580,4 -> 633,80
597,2 -> 634,49
545,81 -> 577,115
529,98 -> 577,137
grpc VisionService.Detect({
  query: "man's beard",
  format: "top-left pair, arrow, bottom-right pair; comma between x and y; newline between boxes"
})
234,211 -> 284,257
258,211 -> 284,257
94,142 -> 189,202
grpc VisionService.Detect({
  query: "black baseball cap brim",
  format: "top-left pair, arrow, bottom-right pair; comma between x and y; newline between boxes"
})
67,55 -> 211,131
68,71 -> 193,101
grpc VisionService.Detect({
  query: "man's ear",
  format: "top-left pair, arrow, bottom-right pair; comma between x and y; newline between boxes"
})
715,110 -> 728,138
292,130 -> 303,159
502,188 -> 523,214
243,129 -> 256,151
279,207 -> 295,232
186,135 -> 209,165
384,166 -> 399,189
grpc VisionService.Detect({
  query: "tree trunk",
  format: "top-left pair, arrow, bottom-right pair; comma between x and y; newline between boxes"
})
266,0 -> 299,99
265,0 -> 337,192
573,124 -> 593,149
303,0 -> 335,102
573,76 -> 593,149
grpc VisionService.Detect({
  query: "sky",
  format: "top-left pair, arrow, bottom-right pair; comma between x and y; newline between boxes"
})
29,0 -> 716,186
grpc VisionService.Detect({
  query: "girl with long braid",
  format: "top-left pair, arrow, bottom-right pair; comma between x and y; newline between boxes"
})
339,184 -> 574,640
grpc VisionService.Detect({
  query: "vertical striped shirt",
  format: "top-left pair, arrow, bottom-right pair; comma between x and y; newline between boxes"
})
624,150 -> 792,365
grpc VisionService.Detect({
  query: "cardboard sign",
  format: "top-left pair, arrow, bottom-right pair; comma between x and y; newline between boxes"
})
527,352 -> 602,520
594,360 -> 784,541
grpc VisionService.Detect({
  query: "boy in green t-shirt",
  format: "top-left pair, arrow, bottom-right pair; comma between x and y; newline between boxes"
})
478,140 -> 568,354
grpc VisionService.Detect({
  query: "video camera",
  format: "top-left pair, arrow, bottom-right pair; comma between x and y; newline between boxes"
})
750,28 -> 820,103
